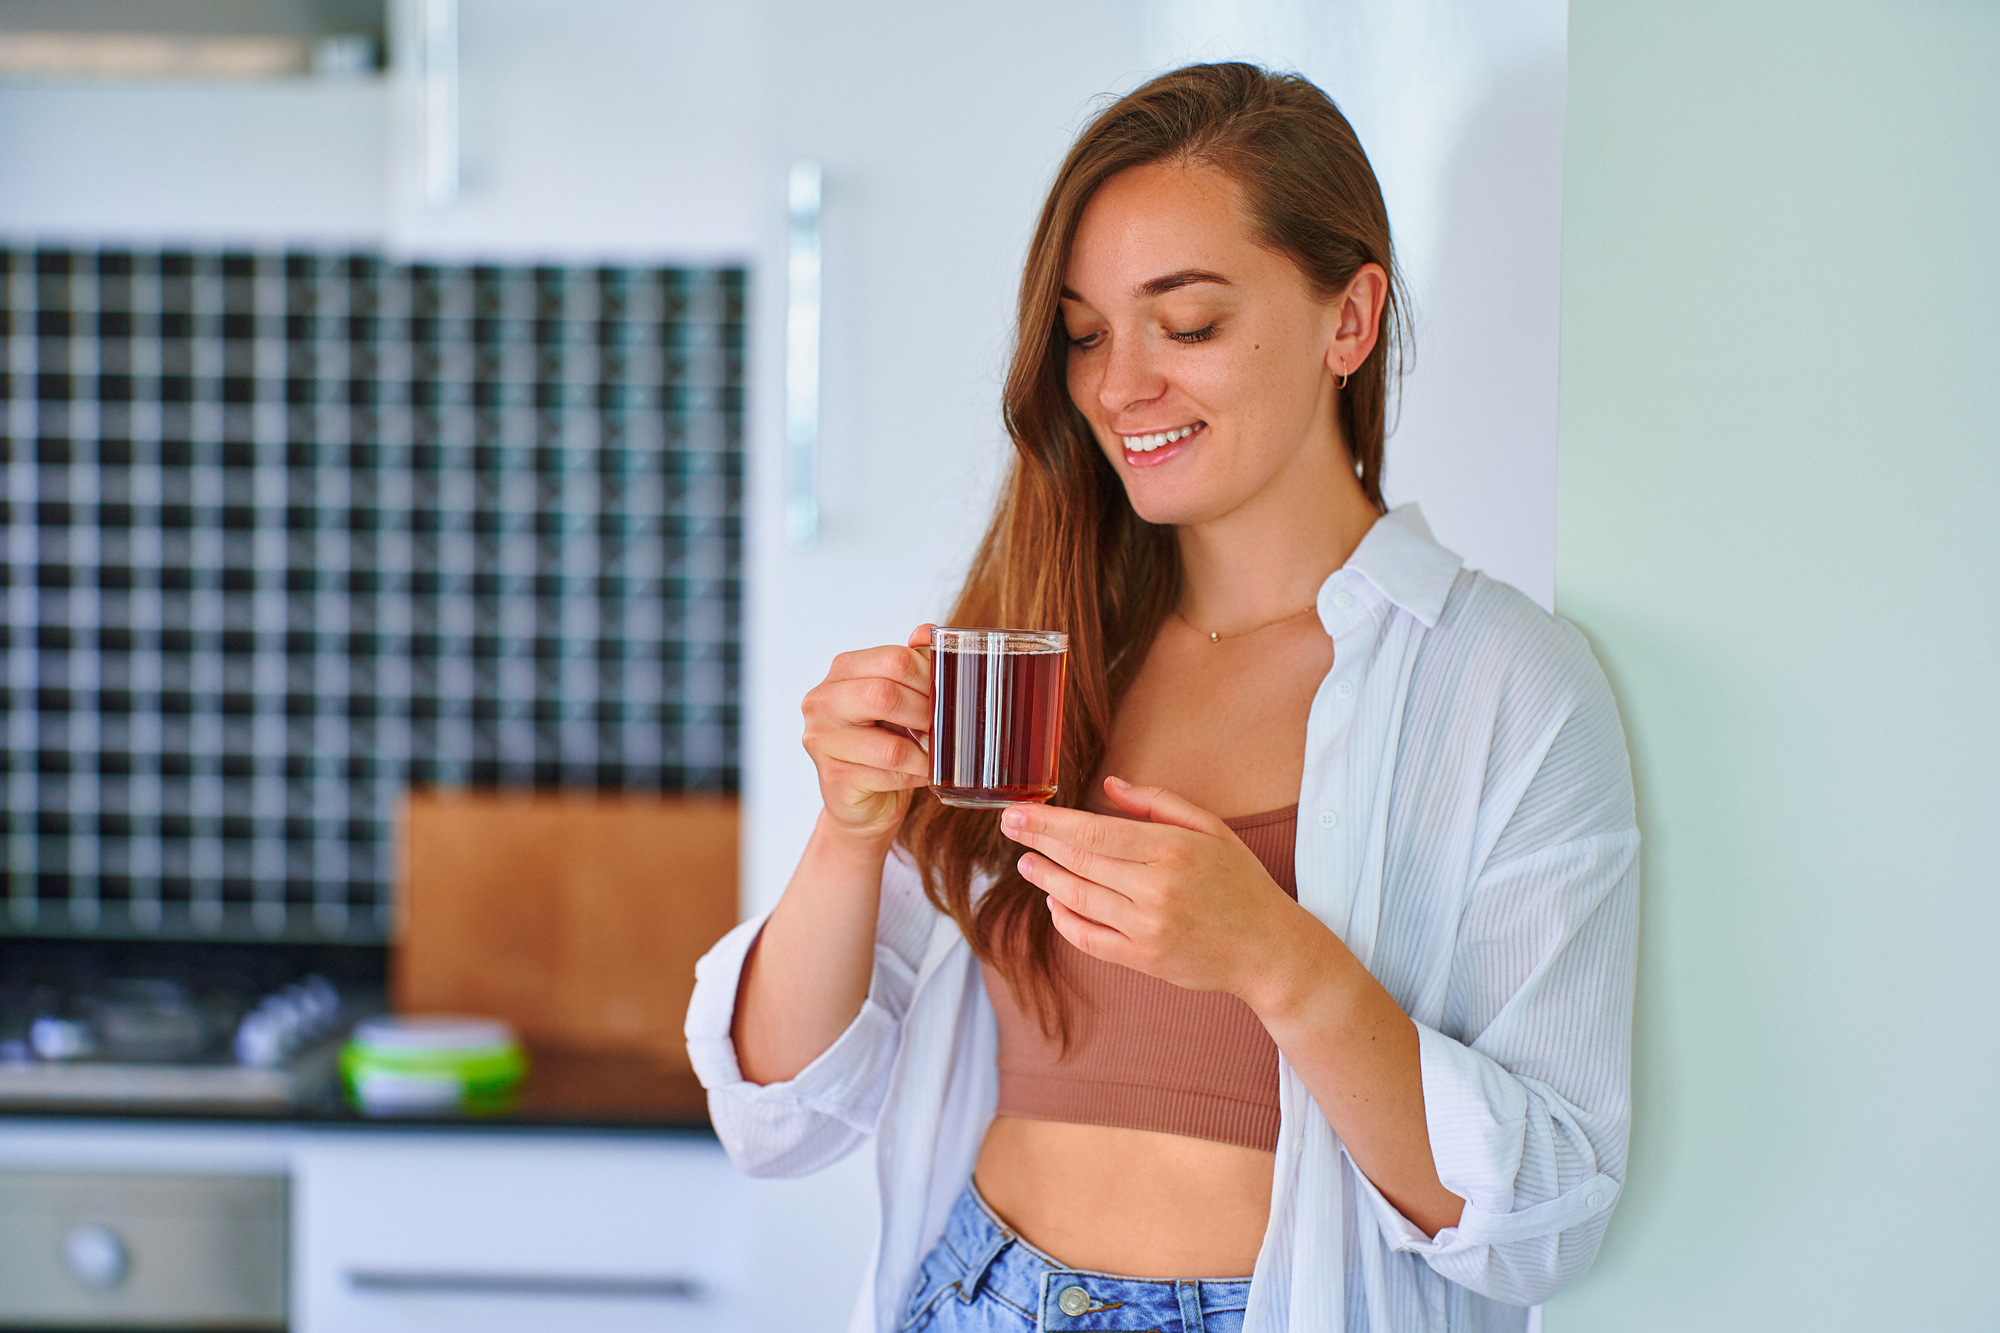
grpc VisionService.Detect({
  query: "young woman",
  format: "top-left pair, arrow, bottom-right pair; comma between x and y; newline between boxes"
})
688,63 -> 1638,1333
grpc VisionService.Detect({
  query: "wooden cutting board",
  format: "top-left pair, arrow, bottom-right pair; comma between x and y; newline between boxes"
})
395,793 -> 739,1070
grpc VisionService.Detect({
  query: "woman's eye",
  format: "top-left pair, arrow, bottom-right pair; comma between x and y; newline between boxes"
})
1067,331 -> 1103,350
1167,324 -> 1219,344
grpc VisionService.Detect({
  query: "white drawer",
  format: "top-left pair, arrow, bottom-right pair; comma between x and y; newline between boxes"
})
292,1130 -> 746,1333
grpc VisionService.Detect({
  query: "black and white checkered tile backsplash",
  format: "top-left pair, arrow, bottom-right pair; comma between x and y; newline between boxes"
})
3,248 -> 744,942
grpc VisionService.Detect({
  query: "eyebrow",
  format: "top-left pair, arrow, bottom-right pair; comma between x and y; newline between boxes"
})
1059,269 -> 1233,303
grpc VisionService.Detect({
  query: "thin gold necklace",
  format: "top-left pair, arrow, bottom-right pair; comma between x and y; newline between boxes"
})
1175,601 -> 1318,644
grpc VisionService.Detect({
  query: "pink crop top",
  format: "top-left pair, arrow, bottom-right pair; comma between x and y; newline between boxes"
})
980,805 -> 1299,1152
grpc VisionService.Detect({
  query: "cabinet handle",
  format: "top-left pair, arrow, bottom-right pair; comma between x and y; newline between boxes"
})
785,159 -> 823,547
420,0 -> 459,206
347,1269 -> 704,1301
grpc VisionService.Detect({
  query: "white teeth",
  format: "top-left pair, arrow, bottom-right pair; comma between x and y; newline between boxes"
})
1123,424 -> 1199,452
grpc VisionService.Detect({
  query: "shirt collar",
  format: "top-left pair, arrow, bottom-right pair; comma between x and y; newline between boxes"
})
1328,503 -> 1462,629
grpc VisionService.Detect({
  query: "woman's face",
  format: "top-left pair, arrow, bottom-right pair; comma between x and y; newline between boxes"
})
1060,161 -> 1361,529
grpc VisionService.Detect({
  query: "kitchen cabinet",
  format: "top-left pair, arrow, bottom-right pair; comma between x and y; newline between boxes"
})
293,1130 -> 747,1333
380,0 -> 765,261
0,1 -> 769,258
0,1120 -> 746,1333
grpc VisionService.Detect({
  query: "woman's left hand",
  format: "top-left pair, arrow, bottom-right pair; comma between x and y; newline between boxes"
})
1000,775 -> 1314,1002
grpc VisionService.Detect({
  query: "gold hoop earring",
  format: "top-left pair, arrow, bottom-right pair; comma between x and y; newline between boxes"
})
1335,370 -> 1350,390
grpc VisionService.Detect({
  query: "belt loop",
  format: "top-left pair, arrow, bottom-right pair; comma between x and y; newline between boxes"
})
957,1225 -> 1013,1304
1177,1279 -> 1205,1332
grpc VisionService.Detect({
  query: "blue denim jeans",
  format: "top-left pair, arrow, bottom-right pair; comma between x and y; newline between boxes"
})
901,1182 -> 1252,1332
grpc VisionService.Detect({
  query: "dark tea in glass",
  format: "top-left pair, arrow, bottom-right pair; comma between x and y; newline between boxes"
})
928,627 -> 1069,808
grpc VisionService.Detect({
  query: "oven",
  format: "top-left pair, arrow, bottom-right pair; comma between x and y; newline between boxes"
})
0,1168 -> 287,1328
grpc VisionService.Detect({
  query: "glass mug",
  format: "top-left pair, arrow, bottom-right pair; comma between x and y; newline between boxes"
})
926,627 -> 1069,809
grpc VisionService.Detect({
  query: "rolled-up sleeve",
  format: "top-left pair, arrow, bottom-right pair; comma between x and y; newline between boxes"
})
684,848 -> 937,1178
1362,668 -> 1641,1306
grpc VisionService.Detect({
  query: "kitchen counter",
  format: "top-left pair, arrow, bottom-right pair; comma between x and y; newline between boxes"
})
3,937 -> 714,1134
0,1046 -> 713,1133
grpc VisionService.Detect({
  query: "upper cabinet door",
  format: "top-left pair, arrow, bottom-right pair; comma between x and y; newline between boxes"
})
383,0 -> 767,262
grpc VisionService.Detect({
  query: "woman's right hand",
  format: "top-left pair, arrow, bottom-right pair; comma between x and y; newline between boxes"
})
800,624 -> 935,844
737,625 -> 933,1084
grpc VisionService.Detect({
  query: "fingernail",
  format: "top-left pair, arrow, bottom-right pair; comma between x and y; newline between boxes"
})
1017,854 -> 1034,878
1000,808 -> 1024,832
1108,776 -> 1132,790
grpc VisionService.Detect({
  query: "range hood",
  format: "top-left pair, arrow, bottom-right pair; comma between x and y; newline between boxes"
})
0,0 -> 384,78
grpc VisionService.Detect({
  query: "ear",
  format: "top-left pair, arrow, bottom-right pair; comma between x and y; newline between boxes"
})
1325,263 -> 1389,381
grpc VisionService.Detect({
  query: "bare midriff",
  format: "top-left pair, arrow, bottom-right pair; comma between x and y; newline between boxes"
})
973,1118 -> 1273,1277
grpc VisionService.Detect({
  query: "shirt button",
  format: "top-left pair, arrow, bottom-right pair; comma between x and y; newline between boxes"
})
1058,1285 -> 1091,1316
1335,680 -> 1355,699
1332,591 -> 1353,609
1318,810 -> 1339,829
1587,1191 -> 1606,1209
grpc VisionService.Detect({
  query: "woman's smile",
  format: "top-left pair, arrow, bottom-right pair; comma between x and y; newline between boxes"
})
1119,420 -> 1205,466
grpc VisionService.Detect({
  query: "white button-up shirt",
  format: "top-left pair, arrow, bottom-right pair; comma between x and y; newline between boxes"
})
687,505 -> 1640,1333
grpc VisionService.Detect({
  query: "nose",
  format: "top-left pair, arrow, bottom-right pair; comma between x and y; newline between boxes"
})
1090,328 -> 1166,416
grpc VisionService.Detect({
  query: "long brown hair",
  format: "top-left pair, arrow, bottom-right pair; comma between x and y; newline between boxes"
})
898,62 -> 1404,1034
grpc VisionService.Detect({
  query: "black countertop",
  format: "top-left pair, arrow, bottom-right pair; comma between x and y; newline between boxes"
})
0,1046 -> 713,1133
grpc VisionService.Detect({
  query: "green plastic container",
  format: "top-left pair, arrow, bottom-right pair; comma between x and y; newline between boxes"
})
340,1016 -> 528,1117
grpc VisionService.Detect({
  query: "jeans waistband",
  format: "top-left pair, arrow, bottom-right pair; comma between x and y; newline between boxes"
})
927,1180 -> 1252,1330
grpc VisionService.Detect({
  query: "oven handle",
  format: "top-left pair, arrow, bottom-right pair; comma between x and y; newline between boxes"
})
347,1269 -> 704,1301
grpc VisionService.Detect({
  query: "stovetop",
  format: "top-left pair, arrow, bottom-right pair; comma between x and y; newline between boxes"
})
0,939 -> 385,1111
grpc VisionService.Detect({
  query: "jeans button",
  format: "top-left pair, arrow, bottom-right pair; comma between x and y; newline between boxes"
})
1057,1284 -> 1091,1316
